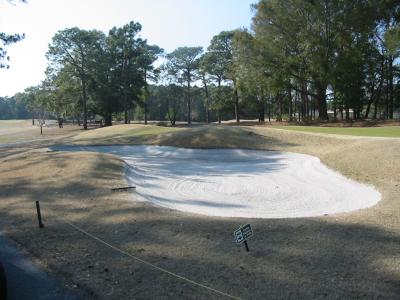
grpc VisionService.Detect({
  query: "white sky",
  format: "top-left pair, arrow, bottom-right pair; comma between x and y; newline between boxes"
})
0,0 -> 255,97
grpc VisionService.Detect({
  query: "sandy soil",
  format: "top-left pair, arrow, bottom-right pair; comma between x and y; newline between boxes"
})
0,124 -> 399,299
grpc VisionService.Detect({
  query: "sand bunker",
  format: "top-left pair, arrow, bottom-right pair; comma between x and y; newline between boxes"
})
55,145 -> 380,218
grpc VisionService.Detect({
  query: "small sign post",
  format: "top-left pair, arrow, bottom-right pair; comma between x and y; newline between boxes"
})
234,224 -> 253,252
35,201 -> 44,228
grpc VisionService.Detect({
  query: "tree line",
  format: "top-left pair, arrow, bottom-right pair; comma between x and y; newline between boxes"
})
0,95 -> 30,119
2,0 -> 399,125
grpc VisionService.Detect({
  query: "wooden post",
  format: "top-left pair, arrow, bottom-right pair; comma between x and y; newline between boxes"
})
35,201 -> 44,228
244,240 -> 249,252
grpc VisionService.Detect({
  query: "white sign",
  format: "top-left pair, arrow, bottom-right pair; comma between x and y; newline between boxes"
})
234,224 -> 253,244
234,228 -> 245,244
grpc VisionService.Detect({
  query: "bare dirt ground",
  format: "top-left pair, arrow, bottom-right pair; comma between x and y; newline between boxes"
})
0,124 -> 399,299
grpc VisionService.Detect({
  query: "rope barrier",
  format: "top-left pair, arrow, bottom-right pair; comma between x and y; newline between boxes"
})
62,219 -> 241,300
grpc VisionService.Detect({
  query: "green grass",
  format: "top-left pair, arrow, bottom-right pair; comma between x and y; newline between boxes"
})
275,126 -> 400,137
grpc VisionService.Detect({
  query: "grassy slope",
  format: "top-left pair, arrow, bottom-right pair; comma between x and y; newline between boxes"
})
72,124 -> 184,144
275,125 -> 400,137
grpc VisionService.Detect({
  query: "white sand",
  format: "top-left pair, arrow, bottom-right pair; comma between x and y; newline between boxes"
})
55,145 -> 381,219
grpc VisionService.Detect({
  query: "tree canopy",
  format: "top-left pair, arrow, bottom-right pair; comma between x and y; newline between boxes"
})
4,1 -> 400,125
0,0 -> 26,68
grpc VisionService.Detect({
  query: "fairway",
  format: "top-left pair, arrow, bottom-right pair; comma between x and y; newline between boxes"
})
275,125 -> 400,137
0,119 -> 78,146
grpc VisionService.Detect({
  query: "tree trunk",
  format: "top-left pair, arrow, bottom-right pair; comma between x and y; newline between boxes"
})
202,75 -> 210,124
288,87 -> 292,120
305,94 -> 309,120
365,101 -> 372,119
187,79 -> 191,125
299,80 -> 308,121
124,105 -> 129,124
365,83 -> 375,119
205,99 -> 210,124
294,88 -> 298,121
313,100 -> 316,120
82,77 -> 88,130
365,76 -> 379,119
144,102 -> 148,125
372,80 -> 384,120
267,97 -> 271,122
104,114 -> 112,126
259,98 -> 265,122
234,84 -> 240,123
316,84 -> 328,120
144,69 -> 148,125
301,88 -> 307,121
388,56 -> 394,119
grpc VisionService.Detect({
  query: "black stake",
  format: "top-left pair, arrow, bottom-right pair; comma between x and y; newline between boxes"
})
244,240 -> 249,252
111,186 -> 136,192
35,201 -> 44,228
